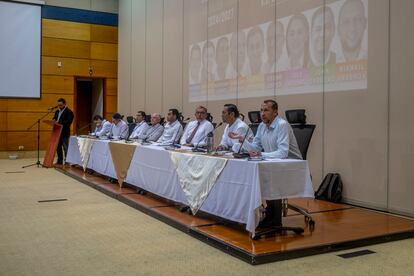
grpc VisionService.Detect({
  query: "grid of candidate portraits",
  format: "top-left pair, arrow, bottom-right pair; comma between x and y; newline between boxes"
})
188,0 -> 368,102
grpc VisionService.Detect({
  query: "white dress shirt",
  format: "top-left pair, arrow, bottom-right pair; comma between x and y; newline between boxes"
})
235,116 -> 302,159
110,120 -> 128,139
129,121 -> 149,139
92,119 -> 111,137
219,118 -> 254,152
180,119 -> 214,147
138,123 -> 164,142
157,120 -> 183,145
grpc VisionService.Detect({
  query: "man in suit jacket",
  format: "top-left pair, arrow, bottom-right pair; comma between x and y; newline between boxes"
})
52,98 -> 74,165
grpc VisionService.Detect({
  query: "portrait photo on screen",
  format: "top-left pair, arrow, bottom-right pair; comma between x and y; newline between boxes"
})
188,0 -> 368,102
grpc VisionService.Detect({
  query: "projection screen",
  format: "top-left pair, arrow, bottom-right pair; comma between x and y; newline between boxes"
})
0,1 -> 41,98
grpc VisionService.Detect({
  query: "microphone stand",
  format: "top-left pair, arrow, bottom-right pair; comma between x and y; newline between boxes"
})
233,126 -> 252,159
76,123 -> 93,136
22,107 -> 57,168
192,122 -> 223,152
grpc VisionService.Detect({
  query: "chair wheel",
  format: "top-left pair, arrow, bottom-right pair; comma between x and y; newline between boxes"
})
309,220 -> 315,229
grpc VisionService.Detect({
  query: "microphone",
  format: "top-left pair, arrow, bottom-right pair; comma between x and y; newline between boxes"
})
192,122 -> 223,152
233,126 -> 252,158
76,123 -> 93,136
48,105 -> 58,111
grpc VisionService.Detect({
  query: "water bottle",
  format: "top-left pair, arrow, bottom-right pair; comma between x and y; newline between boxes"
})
206,132 -> 214,153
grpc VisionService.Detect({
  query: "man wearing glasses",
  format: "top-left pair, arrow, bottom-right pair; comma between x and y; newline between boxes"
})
180,106 -> 213,147
129,111 -> 149,139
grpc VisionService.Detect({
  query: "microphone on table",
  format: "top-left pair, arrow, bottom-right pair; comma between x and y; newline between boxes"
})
233,126 -> 252,159
192,122 -> 223,152
76,123 -> 93,136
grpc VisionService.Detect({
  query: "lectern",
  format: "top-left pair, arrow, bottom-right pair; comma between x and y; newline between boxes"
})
42,120 -> 62,168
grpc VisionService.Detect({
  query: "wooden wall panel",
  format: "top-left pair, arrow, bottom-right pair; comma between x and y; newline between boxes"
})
0,112 -> 7,131
105,95 -> 117,114
106,78 -> 117,95
7,94 -> 74,112
42,56 -> 91,76
0,100 -> 7,111
0,131 -> 6,150
7,112 -> 57,131
42,19 -> 90,41
90,24 -> 118,43
90,60 -> 117,78
7,131 -> 51,151
42,37 -> 90,59
42,75 -> 74,95
90,42 -> 118,61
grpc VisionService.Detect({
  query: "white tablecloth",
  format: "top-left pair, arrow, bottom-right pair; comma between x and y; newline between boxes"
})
66,136 -> 314,233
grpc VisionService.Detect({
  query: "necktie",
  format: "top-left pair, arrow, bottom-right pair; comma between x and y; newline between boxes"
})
186,121 -> 200,144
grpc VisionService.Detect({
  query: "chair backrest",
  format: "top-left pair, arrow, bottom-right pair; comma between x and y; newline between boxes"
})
248,111 -> 261,124
240,113 -> 245,121
291,124 -> 315,160
126,116 -> 135,124
285,109 -> 306,124
127,123 -> 136,139
249,123 -> 260,136
206,113 -> 213,122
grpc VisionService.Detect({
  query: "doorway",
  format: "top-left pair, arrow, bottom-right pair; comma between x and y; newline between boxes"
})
75,78 -> 104,135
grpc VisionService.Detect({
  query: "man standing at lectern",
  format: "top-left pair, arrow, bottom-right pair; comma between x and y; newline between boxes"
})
52,98 -> 74,165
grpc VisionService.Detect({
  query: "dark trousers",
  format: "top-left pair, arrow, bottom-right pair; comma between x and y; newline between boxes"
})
56,135 -> 69,164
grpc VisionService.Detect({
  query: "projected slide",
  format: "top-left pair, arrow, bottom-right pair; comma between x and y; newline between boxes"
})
188,0 -> 368,102
0,1 -> 41,98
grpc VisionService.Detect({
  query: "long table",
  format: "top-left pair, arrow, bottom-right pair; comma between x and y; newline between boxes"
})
66,136 -> 314,234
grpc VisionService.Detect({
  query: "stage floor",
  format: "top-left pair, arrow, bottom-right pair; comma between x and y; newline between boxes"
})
57,165 -> 414,265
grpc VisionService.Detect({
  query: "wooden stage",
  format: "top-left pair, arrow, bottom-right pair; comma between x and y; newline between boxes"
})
57,165 -> 414,265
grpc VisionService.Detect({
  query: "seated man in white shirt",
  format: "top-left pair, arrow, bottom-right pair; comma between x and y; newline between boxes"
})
137,113 -> 164,142
180,105 -> 214,147
91,115 -> 111,137
109,113 -> 128,139
233,99 -> 302,160
233,99 -> 302,228
157,108 -> 183,145
216,104 -> 254,152
129,111 -> 149,139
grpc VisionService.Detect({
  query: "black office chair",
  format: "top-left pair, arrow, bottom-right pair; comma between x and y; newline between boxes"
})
126,116 -> 137,138
206,112 -> 213,122
253,109 -> 316,240
240,113 -> 245,122
249,123 -> 260,135
247,111 -> 261,136
248,111 -> 261,124
283,109 -> 315,226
